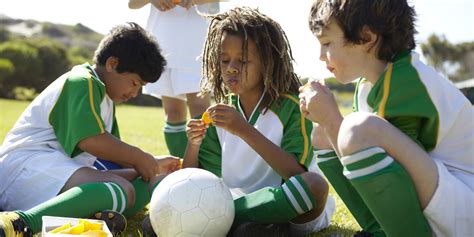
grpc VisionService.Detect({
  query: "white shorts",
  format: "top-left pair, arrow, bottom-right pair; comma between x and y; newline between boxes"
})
142,67 -> 202,101
423,159 -> 474,237
0,149 -> 91,211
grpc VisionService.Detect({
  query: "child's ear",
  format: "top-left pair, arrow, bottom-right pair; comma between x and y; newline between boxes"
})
360,26 -> 379,53
105,57 -> 119,72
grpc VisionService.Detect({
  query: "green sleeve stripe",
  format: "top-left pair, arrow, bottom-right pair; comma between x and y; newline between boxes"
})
378,63 -> 393,118
281,94 -> 310,165
88,77 -> 105,133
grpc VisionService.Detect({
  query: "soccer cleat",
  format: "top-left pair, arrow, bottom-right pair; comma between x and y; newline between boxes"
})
140,215 -> 156,237
353,230 -> 374,237
229,222 -> 289,237
91,210 -> 127,235
0,212 -> 33,237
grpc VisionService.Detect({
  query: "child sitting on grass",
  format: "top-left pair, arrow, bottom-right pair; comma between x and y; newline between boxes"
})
0,23 -> 180,236
300,0 -> 473,236
182,7 -> 335,236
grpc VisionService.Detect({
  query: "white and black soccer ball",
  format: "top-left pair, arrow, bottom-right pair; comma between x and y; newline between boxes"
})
149,168 -> 235,236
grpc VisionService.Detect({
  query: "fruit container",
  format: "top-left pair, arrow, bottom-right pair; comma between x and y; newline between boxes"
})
41,216 -> 112,237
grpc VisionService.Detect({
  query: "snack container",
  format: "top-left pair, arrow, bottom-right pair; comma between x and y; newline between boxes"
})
41,216 -> 112,237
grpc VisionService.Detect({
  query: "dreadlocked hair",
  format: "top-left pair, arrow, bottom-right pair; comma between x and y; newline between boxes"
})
201,6 -> 301,111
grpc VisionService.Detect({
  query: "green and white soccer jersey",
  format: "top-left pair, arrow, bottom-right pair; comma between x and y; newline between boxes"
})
354,51 -> 473,175
197,94 -> 313,198
353,51 -> 474,236
0,63 -> 118,210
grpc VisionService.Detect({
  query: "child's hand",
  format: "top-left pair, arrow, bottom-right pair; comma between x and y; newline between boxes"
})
155,155 -> 181,174
178,0 -> 193,9
151,0 -> 176,11
133,155 -> 163,182
299,80 -> 341,126
186,119 -> 208,146
207,104 -> 248,135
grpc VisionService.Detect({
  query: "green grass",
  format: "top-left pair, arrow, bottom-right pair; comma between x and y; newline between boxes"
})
0,97 -> 359,236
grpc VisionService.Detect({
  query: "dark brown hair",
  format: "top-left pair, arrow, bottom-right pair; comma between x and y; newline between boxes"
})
309,0 -> 417,62
201,6 -> 301,111
94,22 -> 165,83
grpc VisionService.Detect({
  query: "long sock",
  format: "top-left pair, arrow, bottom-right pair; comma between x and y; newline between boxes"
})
122,178 -> 152,217
16,182 -> 128,234
163,121 -> 187,157
234,175 -> 315,225
316,149 -> 385,237
342,147 -> 432,237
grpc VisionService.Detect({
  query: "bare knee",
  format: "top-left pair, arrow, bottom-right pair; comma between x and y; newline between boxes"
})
112,179 -> 136,209
338,112 -> 387,156
300,172 -> 329,212
62,167 -> 137,209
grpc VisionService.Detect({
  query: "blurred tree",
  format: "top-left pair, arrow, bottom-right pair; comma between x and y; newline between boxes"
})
0,41 -> 41,98
421,34 -> 474,82
27,38 -> 69,92
67,46 -> 94,66
0,58 -> 14,93
0,26 -> 10,42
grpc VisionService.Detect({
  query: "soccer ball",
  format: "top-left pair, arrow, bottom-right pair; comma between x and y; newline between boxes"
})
149,168 -> 235,236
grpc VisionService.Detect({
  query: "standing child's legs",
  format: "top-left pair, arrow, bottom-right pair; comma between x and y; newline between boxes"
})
337,112 -> 435,236
162,93 -> 210,157
162,96 -> 188,157
185,92 -> 210,119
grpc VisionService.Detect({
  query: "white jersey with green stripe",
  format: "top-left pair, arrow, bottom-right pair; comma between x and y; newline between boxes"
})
198,94 -> 313,198
0,63 -> 117,170
353,51 -> 473,175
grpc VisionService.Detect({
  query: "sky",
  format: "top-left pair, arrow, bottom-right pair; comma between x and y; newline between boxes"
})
1,0 -> 473,79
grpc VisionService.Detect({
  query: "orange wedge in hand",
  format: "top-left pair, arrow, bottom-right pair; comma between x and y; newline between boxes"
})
201,111 -> 213,125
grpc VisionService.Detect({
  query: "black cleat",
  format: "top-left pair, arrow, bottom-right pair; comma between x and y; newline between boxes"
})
91,210 -> 127,235
353,230 -> 374,237
140,215 -> 157,237
229,222 -> 289,237
0,212 -> 33,237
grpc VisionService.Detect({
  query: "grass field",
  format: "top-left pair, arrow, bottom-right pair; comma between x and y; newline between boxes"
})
0,98 -> 359,236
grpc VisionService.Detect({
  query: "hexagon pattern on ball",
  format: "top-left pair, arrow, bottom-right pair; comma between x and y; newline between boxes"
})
150,168 -> 235,236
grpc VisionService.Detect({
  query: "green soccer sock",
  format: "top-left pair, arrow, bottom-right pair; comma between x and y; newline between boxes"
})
341,147 -> 432,237
234,175 -> 315,225
164,121 -> 187,157
122,178 -> 152,217
16,182 -> 128,234
316,149 -> 385,237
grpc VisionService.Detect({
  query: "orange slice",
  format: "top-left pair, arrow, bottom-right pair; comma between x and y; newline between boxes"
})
59,222 -> 85,235
49,222 -> 72,233
79,219 -> 102,231
201,111 -> 213,125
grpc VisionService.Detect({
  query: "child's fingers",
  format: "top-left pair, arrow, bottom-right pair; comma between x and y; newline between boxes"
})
210,114 -> 226,123
187,129 -> 206,139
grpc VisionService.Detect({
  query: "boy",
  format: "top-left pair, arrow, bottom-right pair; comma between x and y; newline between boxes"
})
0,23 -> 180,236
300,0 -> 473,236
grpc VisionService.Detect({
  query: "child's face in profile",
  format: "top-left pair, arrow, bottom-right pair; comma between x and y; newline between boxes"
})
317,20 -> 368,84
101,57 -> 146,103
105,72 -> 145,103
220,32 -> 264,97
